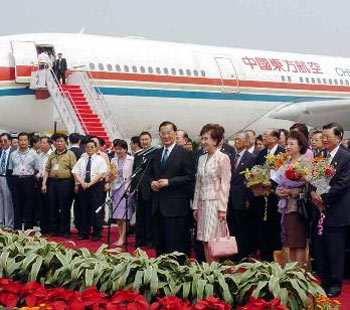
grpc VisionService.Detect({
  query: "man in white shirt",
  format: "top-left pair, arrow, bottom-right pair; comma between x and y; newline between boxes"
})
38,51 -> 50,70
0,133 -> 14,228
72,140 -> 108,241
36,137 -> 52,234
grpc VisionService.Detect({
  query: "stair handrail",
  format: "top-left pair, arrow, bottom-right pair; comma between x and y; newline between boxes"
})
69,67 -> 127,141
46,69 -> 85,134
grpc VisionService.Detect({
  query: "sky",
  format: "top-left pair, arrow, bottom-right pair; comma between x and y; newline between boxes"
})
1,0 -> 349,57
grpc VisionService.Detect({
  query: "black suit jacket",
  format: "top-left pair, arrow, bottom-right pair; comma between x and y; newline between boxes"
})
132,150 -> 154,201
255,145 -> 285,166
149,144 -> 195,217
54,58 -> 67,74
229,150 -> 256,210
320,147 -> 350,227
70,146 -> 83,161
0,148 -> 15,190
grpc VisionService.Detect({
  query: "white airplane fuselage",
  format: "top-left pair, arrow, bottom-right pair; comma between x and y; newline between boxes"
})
1,33 -> 350,138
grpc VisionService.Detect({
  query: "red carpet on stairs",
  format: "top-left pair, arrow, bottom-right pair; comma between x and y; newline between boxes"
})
48,226 -> 350,308
60,84 -> 110,145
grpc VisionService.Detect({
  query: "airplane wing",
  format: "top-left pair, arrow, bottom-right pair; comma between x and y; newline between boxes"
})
268,99 -> 350,130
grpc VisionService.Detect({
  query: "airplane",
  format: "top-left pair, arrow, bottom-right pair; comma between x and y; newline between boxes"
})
1,32 -> 350,141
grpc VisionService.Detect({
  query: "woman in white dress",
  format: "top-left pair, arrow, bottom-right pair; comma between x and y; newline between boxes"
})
192,124 -> 231,263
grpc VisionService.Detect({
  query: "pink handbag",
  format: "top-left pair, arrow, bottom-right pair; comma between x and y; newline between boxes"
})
208,221 -> 238,258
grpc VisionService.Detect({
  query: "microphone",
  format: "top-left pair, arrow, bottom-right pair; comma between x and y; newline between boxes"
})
141,147 -> 158,157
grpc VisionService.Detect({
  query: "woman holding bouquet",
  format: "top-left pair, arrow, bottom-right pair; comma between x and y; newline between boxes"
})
192,124 -> 231,263
275,130 -> 310,266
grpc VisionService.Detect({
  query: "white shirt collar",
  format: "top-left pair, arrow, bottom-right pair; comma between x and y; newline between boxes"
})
329,144 -> 340,162
268,144 -> 278,155
163,142 -> 176,155
248,146 -> 255,153
70,144 -> 80,148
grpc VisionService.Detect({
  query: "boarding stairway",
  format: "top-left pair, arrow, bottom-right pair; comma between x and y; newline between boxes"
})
43,68 -> 126,144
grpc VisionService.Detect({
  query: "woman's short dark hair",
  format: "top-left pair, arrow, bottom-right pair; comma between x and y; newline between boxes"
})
131,136 -> 141,148
200,124 -> 225,146
30,135 -> 40,146
113,139 -> 128,150
287,130 -> 309,154
279,129 -> 289,139
290,123 -> 309,140
255,135 -> 263,143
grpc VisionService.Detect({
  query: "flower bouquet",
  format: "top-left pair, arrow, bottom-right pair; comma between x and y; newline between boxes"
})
266,152 -> 291,170
308,156 -> 336,235
108,163 -> 119,181
241,165 -> 271,197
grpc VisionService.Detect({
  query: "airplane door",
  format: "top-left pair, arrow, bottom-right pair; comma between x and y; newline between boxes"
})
11,41 -> 38,83
214,57 -> 239,93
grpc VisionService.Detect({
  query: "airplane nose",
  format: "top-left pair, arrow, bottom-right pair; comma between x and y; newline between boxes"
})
269,103 -> 308,122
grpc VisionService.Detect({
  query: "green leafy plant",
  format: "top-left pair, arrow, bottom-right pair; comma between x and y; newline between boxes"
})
0,229 -> 326,309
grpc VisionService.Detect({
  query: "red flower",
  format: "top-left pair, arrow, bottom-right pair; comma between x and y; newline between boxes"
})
150,296 -> 191,310
193,296 -> 231,310
107,289 -> 148,310
325,167 -> 334,177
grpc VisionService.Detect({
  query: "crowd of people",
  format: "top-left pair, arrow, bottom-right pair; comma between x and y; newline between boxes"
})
0,120 -> 349,298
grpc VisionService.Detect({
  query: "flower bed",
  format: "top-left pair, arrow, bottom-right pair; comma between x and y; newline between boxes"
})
0,230 -> 335,310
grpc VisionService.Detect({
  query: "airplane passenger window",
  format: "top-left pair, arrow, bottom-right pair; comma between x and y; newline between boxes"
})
179,69 -> 184,76
287,76 -> 291,82
299,77 -> 303,83
186,69 -> 191,76
323,78 -> 327,84
140,66 -> 146,73
171,68 -> 176,75
346,80 -> 349,86
156,67 -> 161,74
148,67 -> 153,74
334,79 -> 338,85
89,63 -> 95,70
329,78 -> 332,85
98,63 -> 104,70
340,79 -> 344,85
107,64 -> 113,71
124,65 -> 129,73
193,70 -> 199,77
116,64 -> 121,72
281,76 -> 285,82
317,78 -> 321,84
201,70 -> 206,77
305,77 -> 309,83
311,78 -> 315,84
163,68 -> 169,75
132,66 -> 137,73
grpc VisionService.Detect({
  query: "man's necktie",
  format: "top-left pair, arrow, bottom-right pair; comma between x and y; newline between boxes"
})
233,153 -> 240,170
85,156 -> 92,183
161,148 -> 168,167
326,153 -> 332,163
0,151 -> 7,175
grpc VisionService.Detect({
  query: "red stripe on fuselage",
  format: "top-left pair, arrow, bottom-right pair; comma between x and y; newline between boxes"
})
1,66 -> 350,94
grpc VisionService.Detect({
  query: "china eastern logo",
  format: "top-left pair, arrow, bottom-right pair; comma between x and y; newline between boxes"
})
335,67 -> 350,77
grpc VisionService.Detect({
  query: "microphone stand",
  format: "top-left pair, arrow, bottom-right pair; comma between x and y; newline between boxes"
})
102,156 -> 152,249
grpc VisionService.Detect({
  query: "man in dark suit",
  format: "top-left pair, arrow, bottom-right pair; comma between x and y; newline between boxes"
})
149,121 -> 195,256
69,133 -> 84,234
227,131 -> 256,261
54,53 -> 67,84
311,123 -> 350,298
254,128 -> 284,261
133,131 -> 155,247
0,133 -> 15,228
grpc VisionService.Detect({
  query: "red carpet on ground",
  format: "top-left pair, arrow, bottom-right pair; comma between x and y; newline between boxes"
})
48,226 -> 349,308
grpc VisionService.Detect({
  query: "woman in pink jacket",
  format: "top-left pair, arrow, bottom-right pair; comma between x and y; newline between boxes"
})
192,124 -> 232,263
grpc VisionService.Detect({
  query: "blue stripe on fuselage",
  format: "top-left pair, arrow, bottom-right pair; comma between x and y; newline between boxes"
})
0,86 -> 337,102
